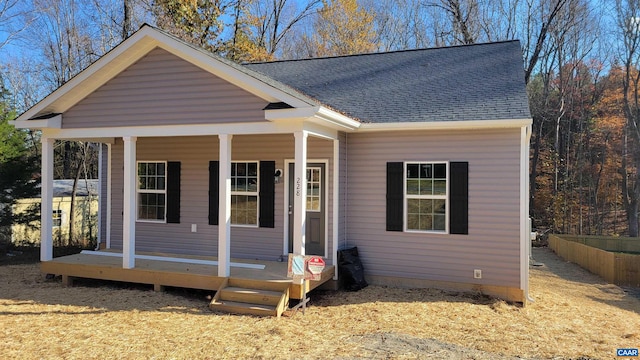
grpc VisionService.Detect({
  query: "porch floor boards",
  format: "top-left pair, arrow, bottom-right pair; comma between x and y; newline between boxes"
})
41,251 -> 335,300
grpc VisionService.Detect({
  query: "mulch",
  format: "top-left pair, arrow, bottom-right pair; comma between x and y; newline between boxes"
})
0,247 -> 638,359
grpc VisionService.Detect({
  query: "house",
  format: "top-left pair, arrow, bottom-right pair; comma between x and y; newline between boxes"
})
11,179 -> 99,246
11,24 -> 532,314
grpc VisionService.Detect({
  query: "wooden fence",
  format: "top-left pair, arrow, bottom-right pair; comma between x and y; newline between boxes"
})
548,234 -> 640,287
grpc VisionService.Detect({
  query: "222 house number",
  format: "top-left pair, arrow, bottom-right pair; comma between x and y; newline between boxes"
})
296,177 -> 301,197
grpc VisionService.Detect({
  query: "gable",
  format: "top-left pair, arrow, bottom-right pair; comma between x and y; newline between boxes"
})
63,48 -> 269,128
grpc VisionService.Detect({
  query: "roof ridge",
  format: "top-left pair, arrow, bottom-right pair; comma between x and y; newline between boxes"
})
246,40 -> 521,65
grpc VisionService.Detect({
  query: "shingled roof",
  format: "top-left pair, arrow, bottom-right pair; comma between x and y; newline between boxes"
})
245,41 -> 531,124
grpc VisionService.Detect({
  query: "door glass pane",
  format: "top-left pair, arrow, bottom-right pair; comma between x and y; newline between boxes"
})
306,167 -> 321,212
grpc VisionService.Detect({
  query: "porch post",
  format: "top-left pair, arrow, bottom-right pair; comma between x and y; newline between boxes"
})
122,136 -> 137,269
293,131 -> 308,256
218,134 -> 232,277
106,143 -> 112,249
40,137 -> 54,262
97,144 -> 102,248
332,138 -> 340,280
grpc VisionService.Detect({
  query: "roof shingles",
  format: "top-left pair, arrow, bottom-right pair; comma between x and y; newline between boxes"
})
245,41 -> 531,124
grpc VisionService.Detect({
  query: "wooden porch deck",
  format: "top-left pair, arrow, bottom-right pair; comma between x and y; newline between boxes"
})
41,251 -> 335,300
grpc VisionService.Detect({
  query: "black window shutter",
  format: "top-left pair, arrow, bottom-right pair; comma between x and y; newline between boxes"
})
166,161 -> 181,223
259,161 -> 275,228
450,162 -> 469,235
208,161 -> 219,225
386,162 -> 404,231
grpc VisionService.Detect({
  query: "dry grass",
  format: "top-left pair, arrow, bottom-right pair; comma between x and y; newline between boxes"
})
1,248 -> 639,359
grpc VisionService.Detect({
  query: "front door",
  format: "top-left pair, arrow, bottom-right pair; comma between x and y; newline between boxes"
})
288,163 -> 326,256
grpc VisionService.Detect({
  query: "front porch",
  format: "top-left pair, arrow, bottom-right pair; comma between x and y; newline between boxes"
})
41,250 -> 336,300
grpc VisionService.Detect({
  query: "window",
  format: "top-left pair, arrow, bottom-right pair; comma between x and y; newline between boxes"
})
137,161 -> 166,222
306,167 -> 321,212
231,162 -> 258,226
52,210 -> 62,227
405,162 -> 448,232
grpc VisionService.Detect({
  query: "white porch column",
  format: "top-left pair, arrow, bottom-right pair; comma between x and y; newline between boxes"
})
97,144 -> 102,248
122,136 -> 137,269
218,134 -> 232,277
40,138 -> 54,262
106,143 -> 112,249
332,138 -> 340,280
293,131 -> 308,256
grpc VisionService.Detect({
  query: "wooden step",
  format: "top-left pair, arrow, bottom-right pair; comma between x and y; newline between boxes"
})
227,278 -> 290,292
219,287 -> 283,306
209,278 -> 291,317
209,300 -> 277,317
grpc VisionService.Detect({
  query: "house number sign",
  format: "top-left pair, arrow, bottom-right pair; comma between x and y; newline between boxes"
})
296,177 -> 301,197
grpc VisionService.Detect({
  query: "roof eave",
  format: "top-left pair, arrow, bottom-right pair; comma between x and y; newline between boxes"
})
11,114 -> 62,129
357,118 -> 532,132
265,106 -> 361,131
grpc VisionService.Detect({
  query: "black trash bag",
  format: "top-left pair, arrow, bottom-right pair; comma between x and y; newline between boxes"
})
338,247 -> 368,291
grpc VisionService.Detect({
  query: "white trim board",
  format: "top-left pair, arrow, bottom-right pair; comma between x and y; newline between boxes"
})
79,250 -> 266,270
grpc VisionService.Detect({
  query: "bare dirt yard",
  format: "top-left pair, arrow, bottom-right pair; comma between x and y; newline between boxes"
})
1,247 -> 639,359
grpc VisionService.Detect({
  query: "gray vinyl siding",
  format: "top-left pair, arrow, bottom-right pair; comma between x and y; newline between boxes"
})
345,129 -> 522,288
109,134 -> 336,261
63,48 -> 268,128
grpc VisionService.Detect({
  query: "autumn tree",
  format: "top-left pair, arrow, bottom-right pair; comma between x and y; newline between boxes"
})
242,0 -> 321,60
296,0 -> 377,57
153,0 -> 234,52
223,0 -> 274,62
615,0 -> 640,236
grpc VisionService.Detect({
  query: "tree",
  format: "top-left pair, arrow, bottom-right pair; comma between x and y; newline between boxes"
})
0,0 -> 34,51
152,0 -> 235,52
243,0 -> 321,59
0,80 -> 40,252
365,0 -> 432,51
615,0 -> 640,236
426,0 -> 480,45
297,0 -> 377,57
223,0 -> 274,62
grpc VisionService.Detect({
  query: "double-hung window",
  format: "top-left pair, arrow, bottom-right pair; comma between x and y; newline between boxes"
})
137,161 -> 166,222
231,162 -> 258,226
405,162 -> 448,232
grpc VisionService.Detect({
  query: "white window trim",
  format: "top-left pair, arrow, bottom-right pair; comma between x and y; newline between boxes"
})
403,161 -> 450,234
231,160 -> 259,228
136,160 -> 167,223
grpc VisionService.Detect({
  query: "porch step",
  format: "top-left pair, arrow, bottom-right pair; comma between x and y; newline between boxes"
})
209,300 -> 277,316
209,278 -> 290,317
219,287 -> 284,305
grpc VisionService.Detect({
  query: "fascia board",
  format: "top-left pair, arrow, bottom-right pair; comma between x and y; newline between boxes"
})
357,118 -> 533,132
